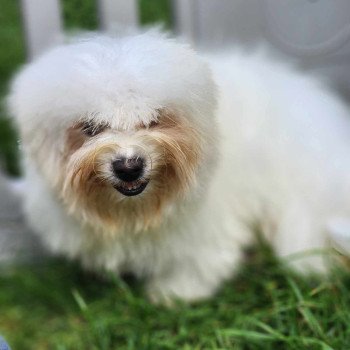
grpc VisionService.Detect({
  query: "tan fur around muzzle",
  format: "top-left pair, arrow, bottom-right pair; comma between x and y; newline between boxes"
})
59,111 -> 203,236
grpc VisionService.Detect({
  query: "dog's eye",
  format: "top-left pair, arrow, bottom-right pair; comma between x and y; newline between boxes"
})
138,120 -> 159,129
81,121 -> 107,137
148,120 -> 159,128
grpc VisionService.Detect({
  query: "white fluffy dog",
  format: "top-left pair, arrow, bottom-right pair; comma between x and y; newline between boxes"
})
8,31 -> 350,303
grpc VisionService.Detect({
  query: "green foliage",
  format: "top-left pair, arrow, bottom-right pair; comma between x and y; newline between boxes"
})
1,247 -> 350,349
139,0 -> 173,28
0,117 -> 20,176
61,0 -> 98,30
0,0 -> 25,176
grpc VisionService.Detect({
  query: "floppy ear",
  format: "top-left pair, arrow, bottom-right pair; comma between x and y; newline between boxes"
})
145,108 -> 203,192
65,124 -> 86,155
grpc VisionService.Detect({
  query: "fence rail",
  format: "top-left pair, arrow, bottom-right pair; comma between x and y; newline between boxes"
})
21,0 -> 140,59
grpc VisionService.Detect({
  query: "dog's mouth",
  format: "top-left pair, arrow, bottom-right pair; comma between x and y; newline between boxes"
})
114,180 -> 149,196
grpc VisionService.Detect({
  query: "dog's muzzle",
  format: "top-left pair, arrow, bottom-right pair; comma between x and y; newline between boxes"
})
112,157 -> 149,196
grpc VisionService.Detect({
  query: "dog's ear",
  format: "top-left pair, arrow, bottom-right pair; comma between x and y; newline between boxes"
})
65,123 -> 86,155
155,108 -> 180,129
145,108 -> 202,193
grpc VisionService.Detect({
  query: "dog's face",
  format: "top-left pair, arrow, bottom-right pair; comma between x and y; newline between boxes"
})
60,108 -> 203,233
9,32 -> 218,235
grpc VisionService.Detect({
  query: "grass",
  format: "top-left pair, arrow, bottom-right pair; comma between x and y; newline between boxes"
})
1,246 -> 350,349
1,1 -> 350,349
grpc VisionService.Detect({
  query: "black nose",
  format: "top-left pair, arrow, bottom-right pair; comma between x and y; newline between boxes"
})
112,157 -> 144,182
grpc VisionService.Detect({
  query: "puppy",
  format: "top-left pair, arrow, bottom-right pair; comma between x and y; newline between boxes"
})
8,31 -> 350,304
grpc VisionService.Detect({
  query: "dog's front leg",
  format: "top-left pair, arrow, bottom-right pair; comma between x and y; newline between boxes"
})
145,235 -> 243,305
146,268 -> 219,306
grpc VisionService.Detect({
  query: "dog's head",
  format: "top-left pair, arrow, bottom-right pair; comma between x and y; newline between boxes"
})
9,31 -> 218,235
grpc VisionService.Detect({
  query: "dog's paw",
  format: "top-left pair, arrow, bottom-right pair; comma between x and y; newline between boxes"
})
328,217 -> 350,255
146,287 -> 177,307
146,277 -> 215,306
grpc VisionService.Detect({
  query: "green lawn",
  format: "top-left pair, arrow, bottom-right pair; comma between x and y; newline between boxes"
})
1,248 -> 350,349
1,1 -> 350,349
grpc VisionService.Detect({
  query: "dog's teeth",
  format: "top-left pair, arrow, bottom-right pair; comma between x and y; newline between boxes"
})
124,183 -> 140,191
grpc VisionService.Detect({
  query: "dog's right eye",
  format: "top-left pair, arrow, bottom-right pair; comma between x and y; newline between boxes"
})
81,121 -> 107,137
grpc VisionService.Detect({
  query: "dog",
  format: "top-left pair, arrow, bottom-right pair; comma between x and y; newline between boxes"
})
7,30 -> 350,304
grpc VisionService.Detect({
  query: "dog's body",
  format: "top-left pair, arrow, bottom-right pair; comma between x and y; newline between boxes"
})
8,32 -> 350,303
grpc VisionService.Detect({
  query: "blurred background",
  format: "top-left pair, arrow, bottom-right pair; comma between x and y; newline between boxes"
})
2,0 -> 350,177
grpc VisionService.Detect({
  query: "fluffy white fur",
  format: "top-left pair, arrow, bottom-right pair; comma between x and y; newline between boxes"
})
8,31 -> 350,304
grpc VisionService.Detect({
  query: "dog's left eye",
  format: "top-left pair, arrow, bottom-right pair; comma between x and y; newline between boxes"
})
149,120 -> 159,128
81,121 -> 107,137
139,120 -> 159,129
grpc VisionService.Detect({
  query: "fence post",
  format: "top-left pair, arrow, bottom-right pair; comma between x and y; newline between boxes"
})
98,0 -> 139,32
21,0 -> 62,59
172,0 -> 198,44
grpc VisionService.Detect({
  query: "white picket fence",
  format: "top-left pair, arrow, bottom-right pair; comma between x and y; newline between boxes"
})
21,0 -> 350,97
21,0 -> 139,58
